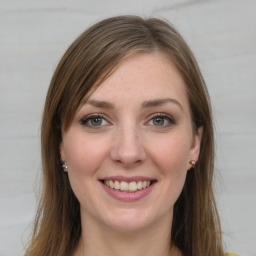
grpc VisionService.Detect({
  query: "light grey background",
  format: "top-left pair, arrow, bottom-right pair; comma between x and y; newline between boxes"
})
0,0 -> 255,255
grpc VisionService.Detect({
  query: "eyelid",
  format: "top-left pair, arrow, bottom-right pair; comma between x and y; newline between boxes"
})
79,112 -> 175,129
145,112 -> 176,127
147,112 -> 175,120
80,113 -> 111,127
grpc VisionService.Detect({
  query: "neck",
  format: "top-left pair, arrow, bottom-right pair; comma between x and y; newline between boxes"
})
76,210 -> 182,256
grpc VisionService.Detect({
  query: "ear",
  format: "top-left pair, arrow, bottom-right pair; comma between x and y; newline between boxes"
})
59,142 -> 65,161
59,142 -> 68,172
188,126 -> 203,170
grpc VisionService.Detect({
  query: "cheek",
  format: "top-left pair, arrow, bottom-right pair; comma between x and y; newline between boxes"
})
62,136 -> 109,204
152,136 -> 190,205
149,134 -> 191,174
62,135 -> 109,177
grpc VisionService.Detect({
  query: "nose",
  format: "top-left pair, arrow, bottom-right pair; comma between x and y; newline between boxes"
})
110,125 -> 146,168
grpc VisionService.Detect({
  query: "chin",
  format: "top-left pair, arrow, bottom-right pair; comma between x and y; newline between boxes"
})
102,208 -> 159,233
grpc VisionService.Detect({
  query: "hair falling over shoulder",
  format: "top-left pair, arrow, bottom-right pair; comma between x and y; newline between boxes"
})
24,15 -> 225,256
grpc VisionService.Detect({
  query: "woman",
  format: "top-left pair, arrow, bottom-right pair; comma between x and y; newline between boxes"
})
25,15 -> 239,256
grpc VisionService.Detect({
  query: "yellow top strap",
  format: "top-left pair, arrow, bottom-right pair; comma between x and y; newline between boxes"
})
226,253 -> 244,256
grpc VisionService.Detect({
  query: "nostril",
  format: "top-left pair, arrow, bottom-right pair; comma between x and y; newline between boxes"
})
110,135 -> 146,167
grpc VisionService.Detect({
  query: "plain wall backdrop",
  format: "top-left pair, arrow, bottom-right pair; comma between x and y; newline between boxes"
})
0,0 -> 255,255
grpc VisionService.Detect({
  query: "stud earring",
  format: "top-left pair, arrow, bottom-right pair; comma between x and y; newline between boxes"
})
189,160 -> 196,167
61,160 -> 68,171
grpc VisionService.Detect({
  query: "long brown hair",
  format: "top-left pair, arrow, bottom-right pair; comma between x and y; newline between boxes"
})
25,15 -> 224,256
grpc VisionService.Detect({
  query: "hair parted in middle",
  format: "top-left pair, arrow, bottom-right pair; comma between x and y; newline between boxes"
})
25,15 -> 224,256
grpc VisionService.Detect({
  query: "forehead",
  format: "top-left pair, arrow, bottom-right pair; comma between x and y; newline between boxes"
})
87,52 -> 189,110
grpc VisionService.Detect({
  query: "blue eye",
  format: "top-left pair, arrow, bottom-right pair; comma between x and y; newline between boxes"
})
80,114 -> 109,128
148,114 -> 175,128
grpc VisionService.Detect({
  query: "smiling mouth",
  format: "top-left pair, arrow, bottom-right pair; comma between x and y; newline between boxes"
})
101,180 -> 156,193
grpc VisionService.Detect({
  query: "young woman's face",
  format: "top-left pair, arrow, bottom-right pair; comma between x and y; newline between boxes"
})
60,53 -> 202,232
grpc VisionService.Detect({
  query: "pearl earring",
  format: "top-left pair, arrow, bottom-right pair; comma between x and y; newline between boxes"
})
61,160 -> 68,171
189,160 -> 196,167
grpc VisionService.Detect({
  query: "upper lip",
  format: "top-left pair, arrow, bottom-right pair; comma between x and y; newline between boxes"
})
99,176 -> 156,182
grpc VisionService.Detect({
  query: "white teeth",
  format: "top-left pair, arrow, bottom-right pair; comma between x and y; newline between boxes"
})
120,181 -> 129,191
109,180 -> 114,189
128,181 -> 137,192
142,181 -> 147,189
137,181 -> 142,189
114,180 -> 120,190
104,180 -> 152,192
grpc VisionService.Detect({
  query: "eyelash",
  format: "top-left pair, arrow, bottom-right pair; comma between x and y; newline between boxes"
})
146,113 -> 176,128
80,113 -> 176,129
80,113 -> 110,129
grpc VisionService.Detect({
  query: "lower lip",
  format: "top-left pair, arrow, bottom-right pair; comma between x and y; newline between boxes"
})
101,182 -> 156,202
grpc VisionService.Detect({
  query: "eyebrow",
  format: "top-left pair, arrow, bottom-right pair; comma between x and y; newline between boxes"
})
141,98 -> 184,111
84,98 -> 183,111
86,99 -> 115,109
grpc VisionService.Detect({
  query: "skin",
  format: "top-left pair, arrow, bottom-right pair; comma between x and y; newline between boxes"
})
60,52 -> 202,256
